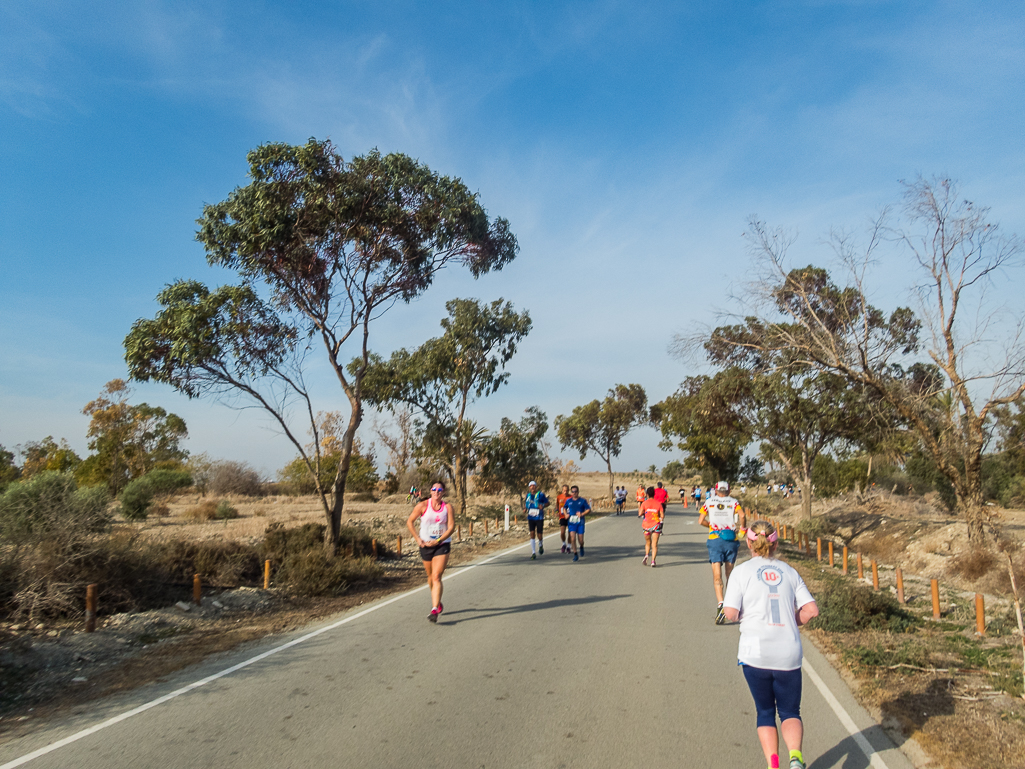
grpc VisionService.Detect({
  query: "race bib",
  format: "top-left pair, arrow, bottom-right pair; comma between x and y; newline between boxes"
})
569,515 -> 580,524
426,522 -> 443,538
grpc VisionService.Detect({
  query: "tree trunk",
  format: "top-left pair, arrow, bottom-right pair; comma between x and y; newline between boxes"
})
325,402 -> 363,554
800,470 -> 813,520
955,457 -> 986,546
606,457 -> 614,499
453,453 -> 468,520
799,449 -> 814,520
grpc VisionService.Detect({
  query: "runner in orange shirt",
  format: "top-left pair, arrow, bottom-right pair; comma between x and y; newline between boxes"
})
556,484 -> 571,553
638,486 -> 664,567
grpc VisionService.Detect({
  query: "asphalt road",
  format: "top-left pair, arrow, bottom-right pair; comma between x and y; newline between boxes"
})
0,503 -> 915,769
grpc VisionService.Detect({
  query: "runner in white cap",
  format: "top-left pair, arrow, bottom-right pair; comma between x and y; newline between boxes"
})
523,480 -> 549,559
698,479 -> 746,625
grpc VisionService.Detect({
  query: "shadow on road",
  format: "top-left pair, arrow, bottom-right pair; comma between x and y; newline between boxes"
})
440,593 -> 633,624
808,724 -> 896,769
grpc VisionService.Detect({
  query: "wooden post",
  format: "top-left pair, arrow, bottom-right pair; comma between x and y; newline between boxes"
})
372,539 -> 378,559
485,519 -> 489,536
828,541 -> 834,568
781,523 -> 786,540
871,560 -> 879,590
457,524 -> 462,542
896,567 -> 905,603
975,593 -> 986,635
264,559 -> 271,590
514,516 -> 517,525
397,535 -> 402,555
350,540 -> 357,558
85,583 -> 98,633
469,521 -> 474,537
842,546 -> 849,575
496,517 -> 500,532
857,553 -> 864,579
931,579 -> 941,619
193,574 -> 202,606
816,538 -> 822,562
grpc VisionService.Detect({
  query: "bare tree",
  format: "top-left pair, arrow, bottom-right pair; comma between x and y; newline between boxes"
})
723,178 -> 1024,543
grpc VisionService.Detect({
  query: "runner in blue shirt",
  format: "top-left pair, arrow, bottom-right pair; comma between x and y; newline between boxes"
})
563,485 -> 591,562
524,480 -> 549,560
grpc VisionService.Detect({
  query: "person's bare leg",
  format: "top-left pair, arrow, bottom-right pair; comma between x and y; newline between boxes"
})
756,726 -> 779,766
643,532 -> 651,561
724,560 -> 735,591
780,717 -> 803,756
651,532 -> 660,562
430,554 -> 448,609
422,560 -> 435,607
711,562 -> 725,603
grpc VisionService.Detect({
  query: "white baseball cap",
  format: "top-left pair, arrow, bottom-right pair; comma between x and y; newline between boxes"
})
528,480 -> 537,486
715,481 -> 730,492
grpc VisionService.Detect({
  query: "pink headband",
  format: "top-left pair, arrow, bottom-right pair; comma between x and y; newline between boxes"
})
747,528 -> 778,543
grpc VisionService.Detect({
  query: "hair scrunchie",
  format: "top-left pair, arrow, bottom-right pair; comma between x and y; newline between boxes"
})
747,528 -> 778,543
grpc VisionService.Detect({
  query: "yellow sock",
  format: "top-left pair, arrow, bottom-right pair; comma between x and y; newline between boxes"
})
789,749 -> 804,764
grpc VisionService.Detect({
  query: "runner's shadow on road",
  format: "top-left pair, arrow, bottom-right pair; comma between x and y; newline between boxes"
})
808,725 -> 895,769
440,594 -> 632,625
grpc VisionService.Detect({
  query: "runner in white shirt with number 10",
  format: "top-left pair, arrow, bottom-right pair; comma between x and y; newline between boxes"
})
723,520 -> 819,769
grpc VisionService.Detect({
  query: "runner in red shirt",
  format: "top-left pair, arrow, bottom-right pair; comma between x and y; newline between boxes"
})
653,481 -> 669,511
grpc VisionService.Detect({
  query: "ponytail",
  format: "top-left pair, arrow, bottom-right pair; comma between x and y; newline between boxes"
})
746,520 -> 778,558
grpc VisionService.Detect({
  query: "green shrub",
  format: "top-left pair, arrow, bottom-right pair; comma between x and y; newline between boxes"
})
0,471 -> 111,543
120,469 -> 192,520
214,500 -> 239,519
809,575 -> 917,633
262,522 -> 384,595
999,475 -> 1025,509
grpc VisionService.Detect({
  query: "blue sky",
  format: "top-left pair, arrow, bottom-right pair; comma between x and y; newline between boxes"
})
2,0 -> 1024,479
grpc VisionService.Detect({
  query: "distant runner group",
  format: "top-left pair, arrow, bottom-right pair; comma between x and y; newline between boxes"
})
408,477 -> 819,769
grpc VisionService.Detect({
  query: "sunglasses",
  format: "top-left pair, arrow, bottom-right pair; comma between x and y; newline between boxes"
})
430,486 -> 444,492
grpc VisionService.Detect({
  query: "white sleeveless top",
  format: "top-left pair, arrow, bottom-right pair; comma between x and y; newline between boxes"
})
419,500 -> 452,543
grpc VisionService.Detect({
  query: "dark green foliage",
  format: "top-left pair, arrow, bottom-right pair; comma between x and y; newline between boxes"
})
361,297 -> 532,516
905,450 -> 955,509
739,457 -> 763,483
480,407 -> 555,498
812,454 -> 869,497
556,384 -> 648,496
125,139 -> 518,549
651,375 -> 746,481
0,445 -> 18,493
278,448 -> 378,495
809,575 -> 917,633
119,469 -> 192,521
661,459 -> 686,483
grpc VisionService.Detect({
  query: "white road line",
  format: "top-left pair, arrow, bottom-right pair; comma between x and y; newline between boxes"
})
0,532 -> 562,769
803,659 -> 891,769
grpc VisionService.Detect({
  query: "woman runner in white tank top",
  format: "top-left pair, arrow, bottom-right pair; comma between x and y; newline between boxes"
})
406,481 -> 455,622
